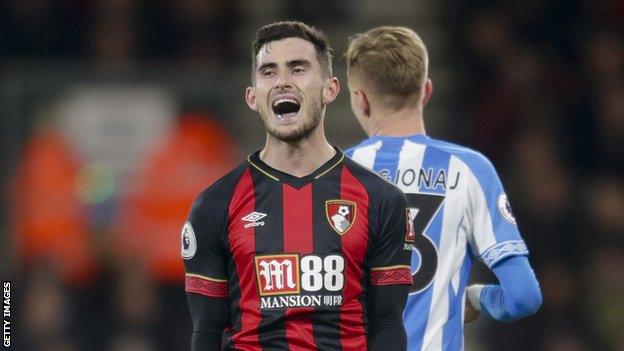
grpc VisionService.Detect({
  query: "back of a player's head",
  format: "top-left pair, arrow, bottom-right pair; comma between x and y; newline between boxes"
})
251,21 -> 333,82
347,26 -> 429,109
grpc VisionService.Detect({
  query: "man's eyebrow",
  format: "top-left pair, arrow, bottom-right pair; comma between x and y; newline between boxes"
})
257,62 -> 277,72
258,59 -> 312,72
287,59 -> 311,67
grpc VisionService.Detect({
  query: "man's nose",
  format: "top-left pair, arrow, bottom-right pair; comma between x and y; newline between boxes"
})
274,70 -> 294,89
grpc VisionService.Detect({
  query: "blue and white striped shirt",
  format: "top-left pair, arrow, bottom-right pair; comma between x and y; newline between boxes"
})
347,134 -> 528,351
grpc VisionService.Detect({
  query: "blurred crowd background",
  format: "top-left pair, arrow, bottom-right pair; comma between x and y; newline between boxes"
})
0,0 -> 622,350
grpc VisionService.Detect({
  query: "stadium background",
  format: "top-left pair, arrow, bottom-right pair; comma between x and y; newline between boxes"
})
1,0 -> 622,350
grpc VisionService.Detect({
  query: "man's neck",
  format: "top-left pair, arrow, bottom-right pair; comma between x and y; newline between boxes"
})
260,129 -> 336,178
369,106 -> 426,137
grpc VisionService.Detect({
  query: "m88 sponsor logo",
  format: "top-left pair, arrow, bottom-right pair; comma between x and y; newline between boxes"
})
254,254 -> 346,309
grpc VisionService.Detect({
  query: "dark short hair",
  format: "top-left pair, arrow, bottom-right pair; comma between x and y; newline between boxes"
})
251,21 -> 333,82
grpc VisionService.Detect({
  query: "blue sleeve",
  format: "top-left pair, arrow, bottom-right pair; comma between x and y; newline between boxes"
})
459,152 -> 528,267
479,256 -> 542,322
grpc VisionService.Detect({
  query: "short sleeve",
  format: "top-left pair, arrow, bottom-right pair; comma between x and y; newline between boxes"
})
463,154 -> 528,268
182,191 -> 229,298
368,189 -> 413,286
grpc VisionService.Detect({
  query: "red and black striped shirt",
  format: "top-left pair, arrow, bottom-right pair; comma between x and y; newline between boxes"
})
183,148 -> 412,350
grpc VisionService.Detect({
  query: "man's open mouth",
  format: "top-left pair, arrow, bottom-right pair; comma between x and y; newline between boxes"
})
272,97 -> 301,119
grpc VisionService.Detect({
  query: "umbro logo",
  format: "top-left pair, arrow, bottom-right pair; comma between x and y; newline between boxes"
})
242,211 -> 267,228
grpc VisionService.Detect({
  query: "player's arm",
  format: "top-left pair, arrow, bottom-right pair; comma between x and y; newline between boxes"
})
466,255 -> 542,322
188,293 -> 230,349
182,190 -> 231,351
463,152 -> 542,323
367,284 -> 410,350
366,190 -> 412,350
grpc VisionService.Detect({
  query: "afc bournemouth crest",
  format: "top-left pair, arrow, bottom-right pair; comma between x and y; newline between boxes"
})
325,200 -> 356,235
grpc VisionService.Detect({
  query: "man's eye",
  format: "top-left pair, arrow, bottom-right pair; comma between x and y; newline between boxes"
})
292,67 -> 305,73
262,69 -> 275,76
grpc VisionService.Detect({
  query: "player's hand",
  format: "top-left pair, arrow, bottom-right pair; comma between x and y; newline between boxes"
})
464,284 -> 484,324
464,300 -> 481,323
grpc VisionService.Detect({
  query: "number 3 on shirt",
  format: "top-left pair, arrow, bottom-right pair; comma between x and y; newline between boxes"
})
406,193 -> 445,294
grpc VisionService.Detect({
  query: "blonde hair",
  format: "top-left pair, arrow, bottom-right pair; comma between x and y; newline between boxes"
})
346,26 -> 428,109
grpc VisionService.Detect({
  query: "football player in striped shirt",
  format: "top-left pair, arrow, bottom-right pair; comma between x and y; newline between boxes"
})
182,21 -> 413,351
345,26 -> 543,351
